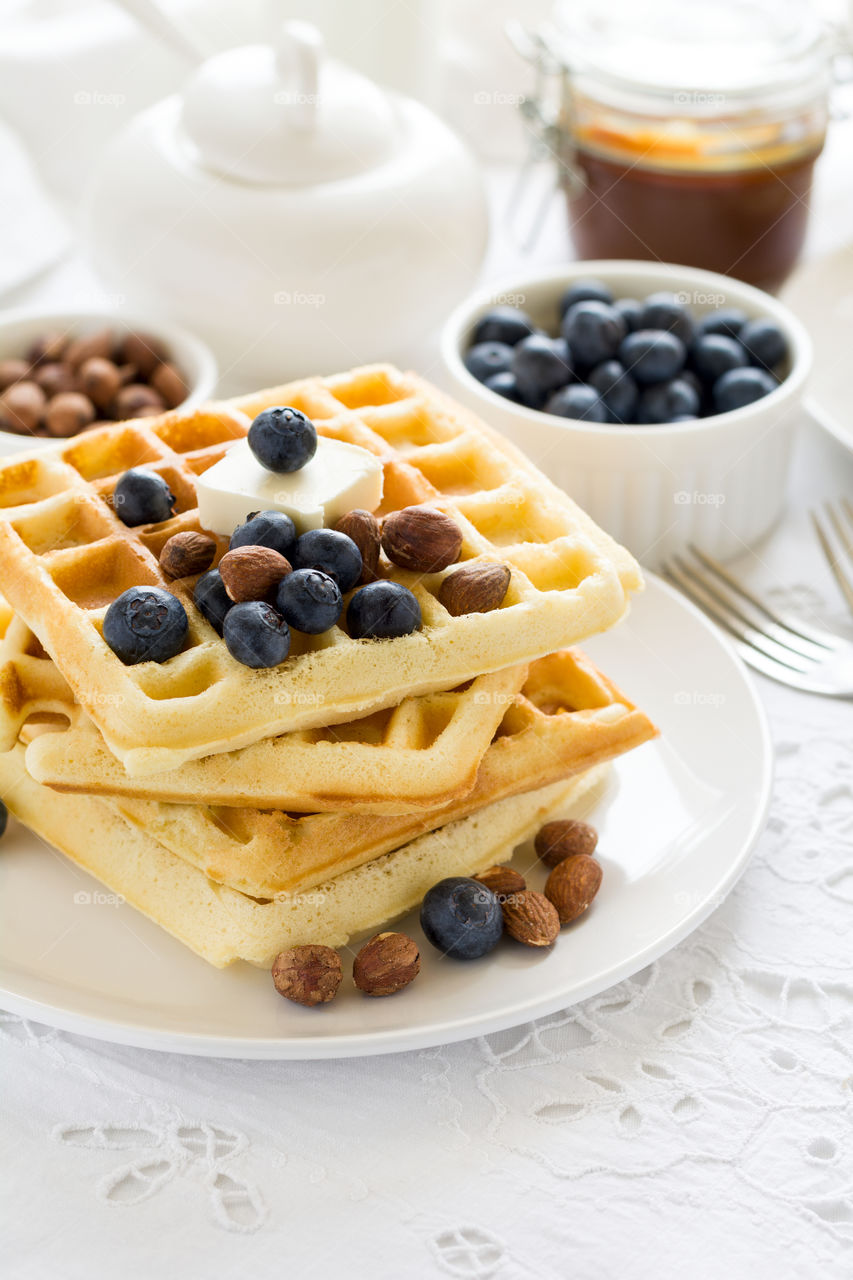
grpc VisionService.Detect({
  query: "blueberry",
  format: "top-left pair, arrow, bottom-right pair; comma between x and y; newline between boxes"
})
472,305 -> 537,348
103,586 -> 188,664
696,308 -> 748,340
739,318 -> 788,370
637,377 -> 701,424
619,330 -> 686,384
614,297 -> 643,333
229,510 -> 297,559
511,334 -> 572,406
347,580 -> 421,639
248,406 -> 317,473
193,569 -> 232,634
420,876 -> 503,959
545,383 -> 607,422
0,799 -> 7,839
484,371 -> 525,404
638,292 -> 694,344
713,367 -> 777,413
690,334 -> 748,383
113,469 -> 175,526
292,528 -> 362,592
275,568 -> 342,634
561,301 -> 626,367
223,600 -> 290,668
558,277 -> 613,317
588,360 -> 639,423
464,341 -> 514,383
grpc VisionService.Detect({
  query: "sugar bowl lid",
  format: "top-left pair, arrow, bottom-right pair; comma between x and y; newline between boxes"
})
179,21 -> 400,186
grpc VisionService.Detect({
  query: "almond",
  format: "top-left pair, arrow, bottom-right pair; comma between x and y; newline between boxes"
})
474,865 -> 526,900
502,889 -> 560,947
381,506 -> 462,573
438,561 -> 510,616
334,509 -> 381,583
219,545 -> 291,602
159,530 -> 216,579
535,819 -> 599,868
353,931 -> 420,996
272,945 -> 342,1007
544,854 -> 603,924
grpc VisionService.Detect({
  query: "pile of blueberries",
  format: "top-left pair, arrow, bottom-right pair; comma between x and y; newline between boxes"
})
463,278 -> 789,425
102,406 -> 422,669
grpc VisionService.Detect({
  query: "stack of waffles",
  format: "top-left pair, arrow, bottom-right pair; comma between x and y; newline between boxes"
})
0,366 -> 656,967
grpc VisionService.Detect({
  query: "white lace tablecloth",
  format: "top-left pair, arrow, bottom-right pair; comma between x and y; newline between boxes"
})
4,177 -> 853,1278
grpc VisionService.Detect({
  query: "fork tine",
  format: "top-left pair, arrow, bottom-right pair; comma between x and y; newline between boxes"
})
664,559 -> 814,674
673,552 -> 828,663
811,506 -> 853,617
687,544 -> 838,650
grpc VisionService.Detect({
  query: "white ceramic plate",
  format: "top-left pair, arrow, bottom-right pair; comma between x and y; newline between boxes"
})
783,243 -> 853,452
0,575 -> 772,1059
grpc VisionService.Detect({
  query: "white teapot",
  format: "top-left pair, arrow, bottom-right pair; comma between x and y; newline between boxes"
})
84,21 -> 488,390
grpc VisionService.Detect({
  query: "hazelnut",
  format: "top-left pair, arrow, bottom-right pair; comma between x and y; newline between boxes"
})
118,331 -> 167,377
114,383 -> 165,420
33,362 -> 76,398
64,329 -> 113,371
438,562 -> 511,616
150,361 -> 188,409
0,381 -> 46,434
353,932 -> 420,996
544,854 -> 603,924
78,357 -> 123,410
159,531 -> 216,578
26,331 -> 67,365
381,506 -> 463,573
272,944 -> 342,1007
44,392 -> 96,437
334,509 -> 381,583
0,358 -> 31,390
535,819 -> 599,868
219,545 -> 291,602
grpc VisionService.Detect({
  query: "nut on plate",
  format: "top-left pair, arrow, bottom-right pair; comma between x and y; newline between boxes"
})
353,931 -> 420,996
438,561 -> 511,616
159,530 -> 216,578
545,854 -> 603,924
474,865 -> 526,899
272,944 -> 342,1007
334,509 -> 381,583
219,545 -> 291,602
502,889 -> 561,947
535,819 -> 599,868
381,506 -> 463,573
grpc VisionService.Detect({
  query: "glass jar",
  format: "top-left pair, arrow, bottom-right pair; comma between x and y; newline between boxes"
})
538,0 -> 835,291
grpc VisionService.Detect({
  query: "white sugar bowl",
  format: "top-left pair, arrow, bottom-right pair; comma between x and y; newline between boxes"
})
83,22 -> 488,390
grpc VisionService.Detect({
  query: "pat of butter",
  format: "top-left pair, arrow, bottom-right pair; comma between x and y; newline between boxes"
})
196,436 -> 384,537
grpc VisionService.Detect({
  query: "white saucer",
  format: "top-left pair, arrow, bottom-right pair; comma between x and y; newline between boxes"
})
0,574 -> 772,1059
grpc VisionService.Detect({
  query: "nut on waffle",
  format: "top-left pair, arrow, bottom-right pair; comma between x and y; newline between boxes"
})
23,648 -> 657,899
0,741 -> 607,967
0,366 -> 641,776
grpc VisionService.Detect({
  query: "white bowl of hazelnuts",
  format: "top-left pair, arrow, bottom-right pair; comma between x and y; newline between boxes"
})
0,307 -> 218,455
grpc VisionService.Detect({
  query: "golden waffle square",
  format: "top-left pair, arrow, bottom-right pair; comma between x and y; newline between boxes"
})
1,609 -> 527,812
0,366 -> 641,776
0,740 -> 608,967
22,648 -> 657,899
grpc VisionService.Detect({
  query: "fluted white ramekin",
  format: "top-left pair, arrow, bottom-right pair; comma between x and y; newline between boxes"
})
441,261 -> 812,566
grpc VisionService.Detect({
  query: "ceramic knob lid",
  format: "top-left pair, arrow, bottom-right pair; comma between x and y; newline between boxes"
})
179,21 -> 399,185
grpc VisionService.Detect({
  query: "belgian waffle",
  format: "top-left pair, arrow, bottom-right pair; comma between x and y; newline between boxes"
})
0,741 -> 608,967
0,366 -> 641,776
2,611 -> 526,812
21,648 -> 657,898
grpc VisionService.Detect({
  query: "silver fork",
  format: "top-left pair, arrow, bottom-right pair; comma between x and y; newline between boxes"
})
661,544 -> 853,697
810,498 -> 853,618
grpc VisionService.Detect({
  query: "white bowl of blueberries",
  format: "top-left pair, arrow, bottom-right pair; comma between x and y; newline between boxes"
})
441,260 -> 812,565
